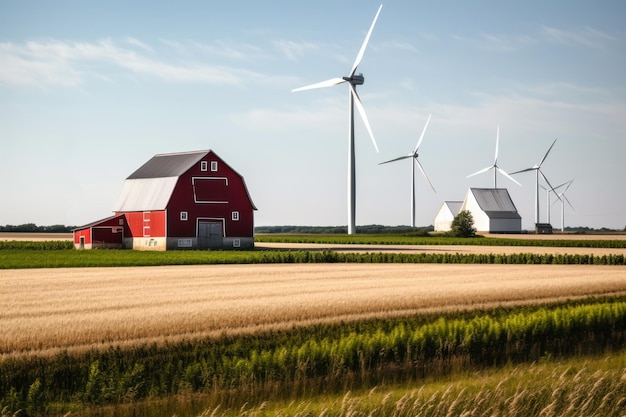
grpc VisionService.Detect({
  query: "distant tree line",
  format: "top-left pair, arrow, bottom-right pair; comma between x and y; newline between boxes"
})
254,224 -> 434,235
564,226 -> 626,233
0,223 -> 75,233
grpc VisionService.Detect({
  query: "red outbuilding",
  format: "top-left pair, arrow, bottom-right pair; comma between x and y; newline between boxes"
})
73,150 -> 256,250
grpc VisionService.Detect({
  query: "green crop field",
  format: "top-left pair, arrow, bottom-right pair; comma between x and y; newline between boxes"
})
1,236 -> 625,416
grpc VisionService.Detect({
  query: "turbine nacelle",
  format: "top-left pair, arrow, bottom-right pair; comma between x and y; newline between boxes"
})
344,73 -> 364,85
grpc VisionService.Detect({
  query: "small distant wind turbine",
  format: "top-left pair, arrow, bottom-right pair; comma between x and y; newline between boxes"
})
540,180 -> 570,225
554,179 -> 575,232
292,4 -> 383,235
510,139 -> 559,225
466,125 -> 521,188
379,114 -> 436,228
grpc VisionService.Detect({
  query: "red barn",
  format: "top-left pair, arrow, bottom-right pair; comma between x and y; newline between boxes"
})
73,150 -> 256,250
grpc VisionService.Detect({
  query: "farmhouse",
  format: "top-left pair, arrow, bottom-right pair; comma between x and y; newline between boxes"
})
73,150 -> 256,250
433,201 -> 463,232
461,188 -> 521,233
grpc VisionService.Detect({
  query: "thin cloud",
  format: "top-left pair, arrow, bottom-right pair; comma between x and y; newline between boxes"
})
273,39 -> 320,61
540,26 -> 615,49
0,38 -> 269,87
125,37 -> 154,52
454,33 -> 536,52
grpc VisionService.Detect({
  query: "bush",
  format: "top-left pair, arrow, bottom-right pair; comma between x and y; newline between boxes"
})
450,210 -> 476,237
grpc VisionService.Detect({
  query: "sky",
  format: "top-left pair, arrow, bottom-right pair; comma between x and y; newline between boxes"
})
1,0 -> 625,230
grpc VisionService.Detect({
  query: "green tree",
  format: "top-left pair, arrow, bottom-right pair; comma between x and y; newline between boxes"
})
451,210 -> 476,237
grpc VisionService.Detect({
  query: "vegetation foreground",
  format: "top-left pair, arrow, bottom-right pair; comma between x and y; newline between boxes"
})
1,297 -> 625,416
1,236 -> 625,416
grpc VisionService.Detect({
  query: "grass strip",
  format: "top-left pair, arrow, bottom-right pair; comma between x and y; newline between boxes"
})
1,248 -> 625,269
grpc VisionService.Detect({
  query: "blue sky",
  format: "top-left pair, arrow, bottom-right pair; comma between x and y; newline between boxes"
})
1,1 -> 625,230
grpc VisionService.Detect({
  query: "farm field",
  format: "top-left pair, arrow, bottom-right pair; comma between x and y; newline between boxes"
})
2,234 -> 625,416
2,263 -> 626,358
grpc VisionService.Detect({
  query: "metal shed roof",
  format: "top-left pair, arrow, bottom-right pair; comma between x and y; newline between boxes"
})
444,201 -> 463,216
127,150 -> 208,179
470,188 -> 518,213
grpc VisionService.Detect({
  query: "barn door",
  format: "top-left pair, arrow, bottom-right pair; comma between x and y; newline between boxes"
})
198,221 -> 223,249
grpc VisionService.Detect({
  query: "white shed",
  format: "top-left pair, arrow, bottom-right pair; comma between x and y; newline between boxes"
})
434,201 -> 463,232
461,188 -> 521,233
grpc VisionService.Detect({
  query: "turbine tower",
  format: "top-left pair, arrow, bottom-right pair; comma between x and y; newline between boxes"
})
379,114 -> 435,228
510,139 -> 559,225
554,179 -> 574,232
466,125 -> 521,188
540,180 -> 570,225
292,4 -> 383,235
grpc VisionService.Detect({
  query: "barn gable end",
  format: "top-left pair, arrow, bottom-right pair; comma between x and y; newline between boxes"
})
434,201 -> 463,232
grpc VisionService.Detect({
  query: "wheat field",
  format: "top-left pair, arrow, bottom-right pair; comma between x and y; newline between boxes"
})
2,263 -> 625,359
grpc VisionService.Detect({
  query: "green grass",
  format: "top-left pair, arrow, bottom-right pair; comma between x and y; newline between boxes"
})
203,351 -> 626,417
2,297 -> 625,416
1,247 -> 625,268
255,233 -> 626,248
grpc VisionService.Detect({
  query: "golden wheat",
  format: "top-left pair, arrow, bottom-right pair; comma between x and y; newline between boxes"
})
2,263 -> 625,359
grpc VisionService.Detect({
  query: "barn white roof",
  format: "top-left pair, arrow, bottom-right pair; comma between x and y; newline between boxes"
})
113,177 -> 179,212
113,150 -> 209,212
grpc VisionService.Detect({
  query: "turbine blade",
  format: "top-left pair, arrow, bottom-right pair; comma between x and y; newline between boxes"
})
350,4 -> 383,77
416,159 -> 436,193
467,166 -> 492,178
562,179 -> 574,193
494,125 -> 500,164
509,167 -> 535,175
379,155 -> 412,165
564,194 -> 575,211
497,167 -> 522,186
292,77 -> 346,92
413,113 -> 432,153
350,84 -> 379,153
539,170 -> 561,201
538,138 -> 558,167
553,180 -> 571,191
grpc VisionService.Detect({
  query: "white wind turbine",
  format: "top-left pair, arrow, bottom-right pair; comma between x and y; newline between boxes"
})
292,4 -> 383,235
379,114 -> 436,228
466,125 -> 521,188
510,139 -> 559,225
540,179 -> 570,225
554,179 -> 574,232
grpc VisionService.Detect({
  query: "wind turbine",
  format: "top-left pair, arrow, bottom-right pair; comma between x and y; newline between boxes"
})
554,179 -> 574,232
379,114 -> 436,228
540,179 -> 570,225
466,125 -> 521,188
510,139 -> 559,225
291,4 -> 383,235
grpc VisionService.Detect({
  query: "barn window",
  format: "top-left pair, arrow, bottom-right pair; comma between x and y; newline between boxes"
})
201,161 -> 208,171
231,211 -> 239,221
211,161 -> 218,171
233,239 -> 241,248
180,211 -> 188,221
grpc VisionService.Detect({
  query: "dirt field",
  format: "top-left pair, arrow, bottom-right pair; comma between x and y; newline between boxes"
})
2,263 -> 625,359
0,232 -> 73,241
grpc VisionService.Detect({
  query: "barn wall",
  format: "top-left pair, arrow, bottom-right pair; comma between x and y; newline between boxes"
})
490,217 -> 522,233
166,152 -> 255,244
462,192 -> 490,232
73,228 -> 91,249
434,206 -> 454,232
